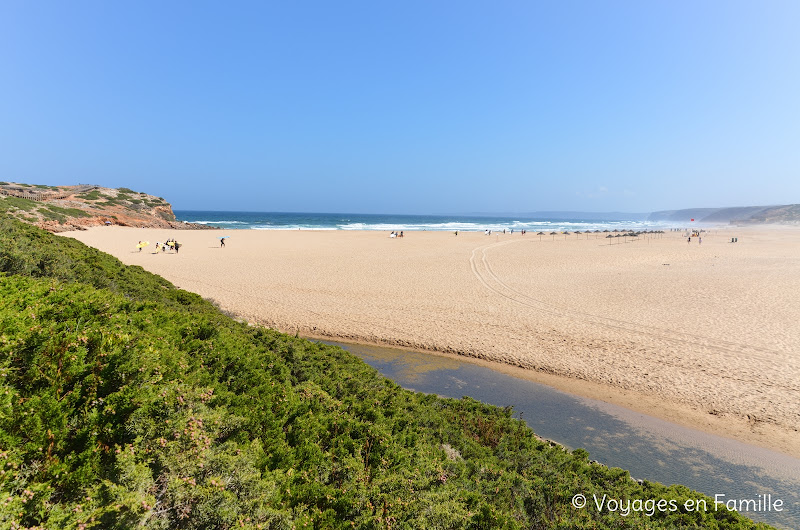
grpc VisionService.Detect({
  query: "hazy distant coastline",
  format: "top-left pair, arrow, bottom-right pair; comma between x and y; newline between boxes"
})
648,204 -> 800,224
447,205 -> 800,225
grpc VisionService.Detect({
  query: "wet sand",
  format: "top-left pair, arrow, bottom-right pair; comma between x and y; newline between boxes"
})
61,226 -> 800,458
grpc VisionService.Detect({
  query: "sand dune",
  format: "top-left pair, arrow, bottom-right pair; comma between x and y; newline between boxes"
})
61,226 -> 800,457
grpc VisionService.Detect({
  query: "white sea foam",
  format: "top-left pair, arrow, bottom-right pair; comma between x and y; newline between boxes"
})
250,225 -> 337,230
338,222 -> 490,231
192,220 -> 247,225
335,221 -> 670,232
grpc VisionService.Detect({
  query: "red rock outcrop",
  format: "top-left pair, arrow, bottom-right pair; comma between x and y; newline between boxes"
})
0,183 -> 212,232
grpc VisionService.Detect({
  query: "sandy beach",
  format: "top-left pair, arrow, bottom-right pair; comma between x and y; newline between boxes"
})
61,226 -> 800,457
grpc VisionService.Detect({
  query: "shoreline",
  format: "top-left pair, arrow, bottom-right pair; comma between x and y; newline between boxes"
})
291,330 -> 800,460
60,225 -> 800,459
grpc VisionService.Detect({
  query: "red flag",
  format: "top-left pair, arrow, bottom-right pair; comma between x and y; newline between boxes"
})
690,219 -> 694,222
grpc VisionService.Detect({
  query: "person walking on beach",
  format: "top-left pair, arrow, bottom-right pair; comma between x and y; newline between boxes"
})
220,238 -> 225,248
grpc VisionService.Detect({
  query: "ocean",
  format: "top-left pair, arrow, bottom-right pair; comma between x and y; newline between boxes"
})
174,210 -> 670,233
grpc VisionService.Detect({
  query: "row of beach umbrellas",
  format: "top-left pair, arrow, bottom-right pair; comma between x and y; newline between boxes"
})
534,229 -> 665,240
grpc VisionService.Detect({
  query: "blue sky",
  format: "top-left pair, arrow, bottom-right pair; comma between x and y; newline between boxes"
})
1,1 -> 798,214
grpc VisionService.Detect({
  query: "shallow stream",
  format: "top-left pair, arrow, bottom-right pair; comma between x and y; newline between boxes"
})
323,341 -> 800,529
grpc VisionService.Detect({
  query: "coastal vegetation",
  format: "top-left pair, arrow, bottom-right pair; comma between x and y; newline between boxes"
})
0,197 -> 36,213
0,197 -> 93,224
0,183 -> 182,231
75,190 -> 103,201
0,216 -> 773,528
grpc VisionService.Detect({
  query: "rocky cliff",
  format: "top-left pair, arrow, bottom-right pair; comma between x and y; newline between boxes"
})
0,182 -> 209,232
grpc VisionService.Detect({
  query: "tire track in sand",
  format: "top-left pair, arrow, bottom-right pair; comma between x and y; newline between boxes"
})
469,239 -> 790,367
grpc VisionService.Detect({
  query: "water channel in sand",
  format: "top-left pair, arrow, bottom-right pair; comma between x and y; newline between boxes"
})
321,341 -> 800,529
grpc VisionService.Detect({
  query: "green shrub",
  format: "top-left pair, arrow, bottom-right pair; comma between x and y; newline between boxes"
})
77,191 -> 102,201
44,205 -> 92,218
36,207 -> 66,223
0,197 -> 36,211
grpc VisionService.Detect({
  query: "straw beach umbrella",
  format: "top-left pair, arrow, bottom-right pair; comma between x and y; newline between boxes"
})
537,231 -> 545,241
550,231 -> 558,241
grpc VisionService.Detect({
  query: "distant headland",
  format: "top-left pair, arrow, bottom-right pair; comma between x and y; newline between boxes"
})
648,204 -> 800,224
0,182 -> 210,232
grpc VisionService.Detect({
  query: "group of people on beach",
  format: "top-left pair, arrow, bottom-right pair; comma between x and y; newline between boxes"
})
389,231 -> 404,238
483,229 -> 528,235
146,239 -> 180,254
686,229 -> 703,244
